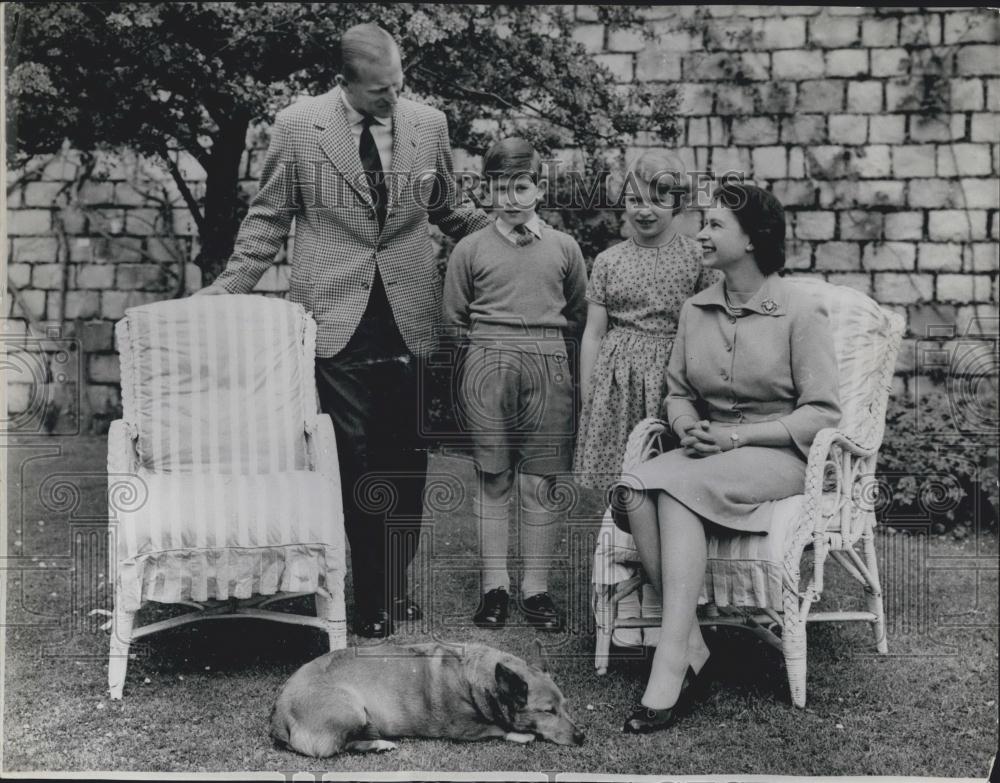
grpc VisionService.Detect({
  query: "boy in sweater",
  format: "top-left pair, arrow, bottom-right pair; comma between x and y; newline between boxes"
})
443,137 -> 588,631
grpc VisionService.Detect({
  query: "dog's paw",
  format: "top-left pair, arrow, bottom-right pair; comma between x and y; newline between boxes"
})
504,732 -> 536,744
346,739 -> 398,753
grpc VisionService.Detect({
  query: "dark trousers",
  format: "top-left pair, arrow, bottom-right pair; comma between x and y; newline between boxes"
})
315,273 -> 427,617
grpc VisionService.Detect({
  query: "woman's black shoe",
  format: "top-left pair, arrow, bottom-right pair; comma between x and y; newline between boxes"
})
623,665 -> 701,734
623,703 -> 678,734
473,588 -> 509,628
684,658 -> 712,701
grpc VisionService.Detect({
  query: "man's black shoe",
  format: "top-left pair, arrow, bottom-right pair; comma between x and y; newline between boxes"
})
472,588 -> 509,628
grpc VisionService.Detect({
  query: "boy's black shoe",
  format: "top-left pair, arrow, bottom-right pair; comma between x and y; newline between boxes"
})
355,609 -> 393,638
522,592 -> 564,632
473,588 -> 509,628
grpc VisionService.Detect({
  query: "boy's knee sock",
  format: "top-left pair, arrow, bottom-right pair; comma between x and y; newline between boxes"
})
479,496 -> 511,593
518,506 -> 562,598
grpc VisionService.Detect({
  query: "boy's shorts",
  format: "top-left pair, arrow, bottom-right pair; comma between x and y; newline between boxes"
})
459,343 -> 575,476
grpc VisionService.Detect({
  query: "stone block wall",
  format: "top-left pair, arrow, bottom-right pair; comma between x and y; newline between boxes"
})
4,5 -> 998,432
607,5 -> 1000,400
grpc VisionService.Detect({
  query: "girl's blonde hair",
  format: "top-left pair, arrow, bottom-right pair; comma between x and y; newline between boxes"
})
612,149 -> 690,214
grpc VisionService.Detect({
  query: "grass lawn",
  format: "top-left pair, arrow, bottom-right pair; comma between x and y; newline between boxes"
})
3,435 -> 997,776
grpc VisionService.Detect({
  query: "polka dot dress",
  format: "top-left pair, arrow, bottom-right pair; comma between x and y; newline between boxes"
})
574,235 -> 720,491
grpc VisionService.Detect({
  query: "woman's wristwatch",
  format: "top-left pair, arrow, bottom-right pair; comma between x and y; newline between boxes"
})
728,431 -> 742,450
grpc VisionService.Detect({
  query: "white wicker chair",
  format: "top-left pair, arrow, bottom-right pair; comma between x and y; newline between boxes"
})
592,278 -> 905,707
107,295 -> 347,699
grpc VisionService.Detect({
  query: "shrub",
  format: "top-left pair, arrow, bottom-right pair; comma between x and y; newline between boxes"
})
876,388 -> 998,535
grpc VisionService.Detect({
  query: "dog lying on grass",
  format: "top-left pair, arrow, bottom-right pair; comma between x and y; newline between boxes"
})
270,641 -> 585,757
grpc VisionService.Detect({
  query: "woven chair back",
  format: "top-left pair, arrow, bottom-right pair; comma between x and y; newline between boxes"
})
788,278 -> 905,450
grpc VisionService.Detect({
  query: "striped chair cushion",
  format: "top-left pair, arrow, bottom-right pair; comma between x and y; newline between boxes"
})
115,469 -> 342,612
593,492 -> 838,615
117,296 -> 315,474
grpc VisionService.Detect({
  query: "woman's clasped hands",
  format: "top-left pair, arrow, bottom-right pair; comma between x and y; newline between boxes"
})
678,418 -> 734,456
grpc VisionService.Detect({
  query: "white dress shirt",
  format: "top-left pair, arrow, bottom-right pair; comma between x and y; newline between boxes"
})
341,91 -> 394,172
495,213 -> 543,245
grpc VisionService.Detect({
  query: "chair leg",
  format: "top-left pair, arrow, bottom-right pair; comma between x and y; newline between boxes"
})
781,585 -> 808,708
595,626 -> 612,675
316,588 -> 347,651
108,588 -> 135,700
594,584 -> 617,675
782,619 -> 807,708
862,527 -> 889,654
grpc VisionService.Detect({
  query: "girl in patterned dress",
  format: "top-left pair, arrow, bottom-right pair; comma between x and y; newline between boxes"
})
575,151 -> 719,492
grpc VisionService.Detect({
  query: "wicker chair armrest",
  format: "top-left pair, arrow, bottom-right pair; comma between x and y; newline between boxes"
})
793,429 -> 844,541
813,428 -> 878,461
808,429 -> 879,533
621,417 -> 670,473
787,428 -> 880,582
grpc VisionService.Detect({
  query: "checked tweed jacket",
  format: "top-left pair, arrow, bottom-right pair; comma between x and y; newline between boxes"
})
214,87 -> 490,358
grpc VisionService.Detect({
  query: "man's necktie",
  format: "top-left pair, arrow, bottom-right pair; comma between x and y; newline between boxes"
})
512,224 -> 534,247
359,115 -> 387,231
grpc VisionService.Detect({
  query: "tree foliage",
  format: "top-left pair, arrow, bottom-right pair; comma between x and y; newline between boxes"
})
6,3 -> 678,276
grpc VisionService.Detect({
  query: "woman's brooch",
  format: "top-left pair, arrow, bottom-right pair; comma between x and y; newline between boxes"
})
761,299 -> 778,314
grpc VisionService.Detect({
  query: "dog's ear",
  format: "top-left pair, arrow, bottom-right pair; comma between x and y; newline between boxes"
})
527,638 -> 549,672
495,662 -> 528,712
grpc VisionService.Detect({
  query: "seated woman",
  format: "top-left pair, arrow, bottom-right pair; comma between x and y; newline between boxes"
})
612,183 -> 841,734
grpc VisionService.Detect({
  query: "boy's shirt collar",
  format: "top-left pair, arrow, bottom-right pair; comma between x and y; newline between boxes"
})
495,213 -> 543,243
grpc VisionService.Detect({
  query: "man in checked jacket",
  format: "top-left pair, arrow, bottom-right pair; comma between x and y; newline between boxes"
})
200,23 -> 490,637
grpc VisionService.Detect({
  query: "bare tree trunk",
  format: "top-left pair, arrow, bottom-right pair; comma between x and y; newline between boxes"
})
196,111 -> 250,285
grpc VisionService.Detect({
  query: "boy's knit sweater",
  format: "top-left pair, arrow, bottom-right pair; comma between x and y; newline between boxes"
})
442,221 -> 588,356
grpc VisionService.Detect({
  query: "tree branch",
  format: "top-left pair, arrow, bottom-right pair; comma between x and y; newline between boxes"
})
412,63 -> 623,145
157,143 -> 207,237
4,278 -> 43,331
5,154 -> 56,195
